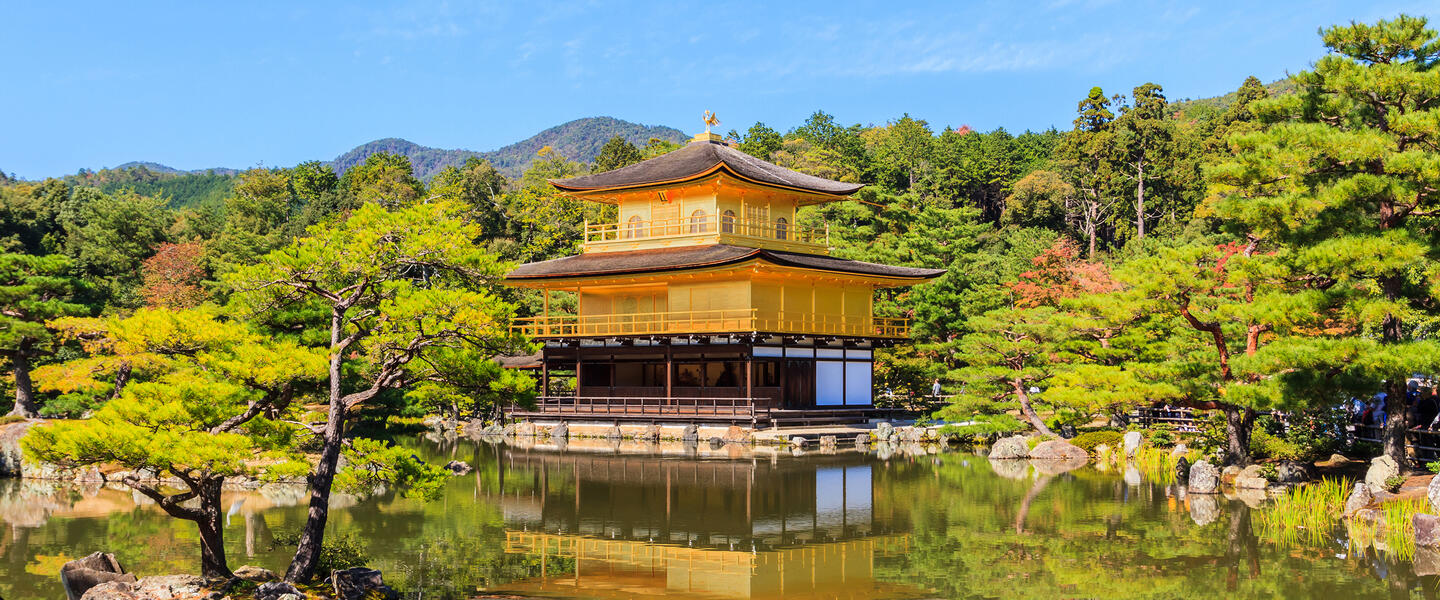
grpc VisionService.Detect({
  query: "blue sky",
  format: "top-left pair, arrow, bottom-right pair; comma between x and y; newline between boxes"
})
1,1 -> 1431,179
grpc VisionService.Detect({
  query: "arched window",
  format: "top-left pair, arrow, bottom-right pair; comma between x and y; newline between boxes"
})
775,217 -> 789,240
720,210 -> 736,233
625,215 -> 644,239
689,209 -> 708,233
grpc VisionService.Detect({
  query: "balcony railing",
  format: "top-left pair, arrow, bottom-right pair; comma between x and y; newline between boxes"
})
583,214 -> 828,247
513,308 -> 910,339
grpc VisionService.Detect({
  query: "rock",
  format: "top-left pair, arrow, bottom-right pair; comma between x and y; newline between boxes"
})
78,581 -> 139,600
1058,424 -> 1077,439
682,424 -> 699,442
819,435 -> 837,450
1343,481 -> 1374,518
133,575 -> 205,598
854,432 -> 871,447
1326,453 -> 1349,465
789,436 -> 807,448
232,565 -> 277,583
1430,474 -> 1440,513
1418,546 -> 1440,577
1169,443 -> 1188,459
1275,461 -> 1311,484
1365,455 -> 1400,494
255,581 -> 304,600
722,426 -> 749,444
1189,493 -> 1219,526
638,424 -> 661,442
1417,513 -> 1440,548
708,436 -> 725,449
874,422 -> 894,442
1175,457 -> 1190,481
899,427 -> 926,443
550,422 -> 569,440
1187,460 -> 1220,494
1234,465 -> 1268,489
1221,465 -> 1242,485
331,567 -> 399,600
421,415 -> 445,429
1028,440 -> 1088,461
1093,443 -> 1112,458
514,422 -> 536,437
0,420 -> 38,478
1122,431 -> 1143,457
603,425 -> 622,440
62,552 -> 135,600
988,435 -> 1029,460
444,460 -> 472,475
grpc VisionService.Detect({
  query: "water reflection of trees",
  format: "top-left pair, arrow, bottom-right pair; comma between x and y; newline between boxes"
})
872,454 -> 1421,598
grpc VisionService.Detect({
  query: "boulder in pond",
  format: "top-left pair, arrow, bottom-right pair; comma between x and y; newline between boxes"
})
255,581 -> 304,600
874,422 -> 894,442
1122,431 -> 1142,457
1028,440 -> 1088,461
789,436 -> 807,448
1343,481 -> 1374,518
722,426 -> 750,444
853,432 -> 872,447
331,567 -> 399,600
445,460 -> 472,475
514,422 -> 536,437
1220,465 -> 1242,485
1365,455 -> 1400,494
988,436 -> 1029,460
550,422 -> 569,440
1234,465 -> 1268,489
638,424 -> 661,442
1430,474 -> 1440,513
1418,546 -> 1440,577
708,437 -> 725,449
1417,513 -> 1440,548
62,552 -> 136,600
1187,460 -> 1220,493
682,424 -> 699,442
819,435 -> 837,450
603,425 -> 622,440
1,419 -> 38,478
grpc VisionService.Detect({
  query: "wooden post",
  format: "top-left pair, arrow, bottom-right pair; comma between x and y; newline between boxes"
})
665,342 -> 673,406
745,345 -> 754,408
541,347 -> 550,397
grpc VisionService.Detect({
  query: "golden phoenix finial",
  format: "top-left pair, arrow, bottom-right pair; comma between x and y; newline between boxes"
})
702,111 -> 720,134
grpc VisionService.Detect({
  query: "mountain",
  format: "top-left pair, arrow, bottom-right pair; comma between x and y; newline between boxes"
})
330,117 -> 688,179
1169,76 -> 1296,122
112,161 -> 241,177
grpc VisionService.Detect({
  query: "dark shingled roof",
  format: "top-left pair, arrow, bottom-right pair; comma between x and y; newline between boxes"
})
506,244 -> 945,281
550,140 -> 864,196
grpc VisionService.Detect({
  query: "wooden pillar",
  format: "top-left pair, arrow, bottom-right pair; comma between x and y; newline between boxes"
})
541,346 -> 550,397
665,342 -> 673,406
575,349 -> 583,398
745,346 -> 754,404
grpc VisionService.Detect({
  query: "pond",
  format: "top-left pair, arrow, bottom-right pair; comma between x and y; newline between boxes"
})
0,435 -> 1430,599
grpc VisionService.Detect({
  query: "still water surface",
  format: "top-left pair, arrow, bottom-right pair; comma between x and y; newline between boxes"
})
0,435 -> 1430,599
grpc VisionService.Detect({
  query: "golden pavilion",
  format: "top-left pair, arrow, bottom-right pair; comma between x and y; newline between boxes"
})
504,127 -> 943,426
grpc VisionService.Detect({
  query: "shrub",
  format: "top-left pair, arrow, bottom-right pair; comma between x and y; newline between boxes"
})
1427,460 -> 1440,475
1385,475 -> 1407,493
1148,424 -> 1176,447
1071,430 -> 1123,452
0,414 -> 27,426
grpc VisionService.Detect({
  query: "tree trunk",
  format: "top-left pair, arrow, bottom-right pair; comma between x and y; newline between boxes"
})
286,310 -> 349,583
1014,379 -> 1054,436
1383,377 -> 1408,469
1222,405 -> 1255,466
1135,164 -> 1146,239
194,478 -> 231,579
8,352 -> 36,418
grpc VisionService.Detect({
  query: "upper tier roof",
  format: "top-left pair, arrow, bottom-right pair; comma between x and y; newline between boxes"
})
506,244 -> 946,282
550,139 -> 864,197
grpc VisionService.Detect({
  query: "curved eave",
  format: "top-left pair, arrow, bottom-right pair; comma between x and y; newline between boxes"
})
505,255 -> 945,287
549,163 -> 862,204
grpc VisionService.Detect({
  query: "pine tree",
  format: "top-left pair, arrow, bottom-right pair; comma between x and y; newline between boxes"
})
1210,15 -> 1440,465
0,253 -> 87,417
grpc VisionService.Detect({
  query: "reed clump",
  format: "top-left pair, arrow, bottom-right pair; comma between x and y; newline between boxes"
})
1258,477 -> 1349,546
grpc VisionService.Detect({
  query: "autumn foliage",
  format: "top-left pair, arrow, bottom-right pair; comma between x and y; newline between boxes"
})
1008,239 -> 1119,308
140,241 -> 208,309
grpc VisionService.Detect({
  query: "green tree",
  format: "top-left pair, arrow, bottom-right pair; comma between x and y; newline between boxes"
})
0,254 -> 87,416
226,199 -> 526,582
591,136 -> 643,173
1209,15 -> 1440,465
735,122 -> 783,160
1056,87 -> 1121,258
868,113 -> 934,190
24,307 -> 323,576
62,189 -> 172,306
341,152 -> 425,208
431,157 -> 510,238
1114,83 -> 1176,240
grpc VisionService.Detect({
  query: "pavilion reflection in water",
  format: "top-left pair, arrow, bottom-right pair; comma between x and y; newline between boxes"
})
483,446 -> 913,599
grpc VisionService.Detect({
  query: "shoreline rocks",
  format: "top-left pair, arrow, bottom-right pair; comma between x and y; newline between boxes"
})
988,436 -> 1029,460
1028,439 -> 1087,461
1188,460 -> 1220,494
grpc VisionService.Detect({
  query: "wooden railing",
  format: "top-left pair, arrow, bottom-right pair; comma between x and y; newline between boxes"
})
584,214 -> 827,246
525,396 -> 770,422
513,308 -> 911,339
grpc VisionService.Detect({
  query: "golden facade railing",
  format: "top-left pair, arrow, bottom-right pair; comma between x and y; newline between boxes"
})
513,308 -> 910,339
583,214 -> 828,246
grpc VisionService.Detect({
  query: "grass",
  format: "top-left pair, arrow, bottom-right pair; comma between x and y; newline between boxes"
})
1130,445 -> 1203,485
1257,477 -> 1350,546
1381,497 -> 1429,560
0,414 -> 27,426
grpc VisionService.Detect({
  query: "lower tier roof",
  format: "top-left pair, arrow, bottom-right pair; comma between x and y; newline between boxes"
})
504,244 -> 946,282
